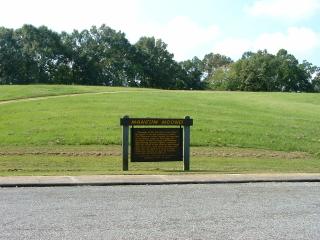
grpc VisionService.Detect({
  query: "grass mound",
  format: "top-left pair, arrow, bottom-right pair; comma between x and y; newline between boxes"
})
0,85 -> 319,175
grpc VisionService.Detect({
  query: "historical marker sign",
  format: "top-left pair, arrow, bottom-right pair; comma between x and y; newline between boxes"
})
131,128 -> 183,162
120,116 -> 193,171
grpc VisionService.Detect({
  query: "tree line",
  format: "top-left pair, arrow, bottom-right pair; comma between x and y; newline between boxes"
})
0,24 -> 319,92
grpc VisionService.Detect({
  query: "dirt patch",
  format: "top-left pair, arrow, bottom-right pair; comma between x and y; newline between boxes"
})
0,146 -> 312,159
191,147 -> 311,159
0,150 -> 121,157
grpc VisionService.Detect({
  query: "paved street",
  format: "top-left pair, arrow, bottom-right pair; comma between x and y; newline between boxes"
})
1,183 -> 320,239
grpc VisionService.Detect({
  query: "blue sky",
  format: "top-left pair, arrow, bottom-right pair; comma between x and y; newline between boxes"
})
1,0 -> 320,65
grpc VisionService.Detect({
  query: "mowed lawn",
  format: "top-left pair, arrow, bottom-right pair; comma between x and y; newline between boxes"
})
0,84 -> 149,101
0,85 -> 320,175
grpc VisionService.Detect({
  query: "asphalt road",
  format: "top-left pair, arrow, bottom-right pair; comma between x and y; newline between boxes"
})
1,183 -> 320,240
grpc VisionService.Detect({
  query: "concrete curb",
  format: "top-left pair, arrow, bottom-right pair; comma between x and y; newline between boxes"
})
1,173 -> 320,188
2,179 -> 320,188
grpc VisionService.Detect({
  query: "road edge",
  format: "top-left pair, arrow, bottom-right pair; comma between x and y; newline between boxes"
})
1,173 -> 320,187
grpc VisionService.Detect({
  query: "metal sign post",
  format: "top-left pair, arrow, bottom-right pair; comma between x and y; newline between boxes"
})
122,115 -> 129,171
183,116 -> 191,171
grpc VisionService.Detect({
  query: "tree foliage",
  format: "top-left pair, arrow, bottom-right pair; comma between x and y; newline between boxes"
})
179,57 -> 205,89
135,36 -> 181,89
202,53 -> 233,80
0,24 -> 319,92
207,49 -> 318,92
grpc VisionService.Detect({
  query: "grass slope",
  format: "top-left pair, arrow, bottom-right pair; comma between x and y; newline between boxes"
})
0,84 -> 146,101
0,85 -> 319,175
1,87 -> 319,154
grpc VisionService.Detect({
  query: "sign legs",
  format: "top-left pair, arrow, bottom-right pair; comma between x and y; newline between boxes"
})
122,116 -> 129,171
183,116 -> 190,171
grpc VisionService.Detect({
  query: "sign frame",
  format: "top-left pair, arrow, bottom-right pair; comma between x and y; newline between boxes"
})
120,116 -> 193,171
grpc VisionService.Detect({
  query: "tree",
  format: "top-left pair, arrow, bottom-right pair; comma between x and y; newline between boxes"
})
311,67 -> 320,92
217,50 -> 278,91
179,57 -> 204,89
202,53 -> 233,80
62,25 -> 137,86
135,37 -> 181,89
205,67 -> 230,90
275,49 -> 313,92
1,24 -> 319,92
0,25 -> 70,84
218,49 -> 314,92
13,25 -> 67,84
0,27 -> 23,84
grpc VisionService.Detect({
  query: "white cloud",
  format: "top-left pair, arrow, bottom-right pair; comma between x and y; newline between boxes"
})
137,16 -> 220,61
0,0 -> 143,32
214,38 -> 252,59
162,17 -> 220,60
254,27 -> 319,55
0,0 -> 219,61
246,0 -> 320,20
2,0 -> 317,64
213,27 -> 320,61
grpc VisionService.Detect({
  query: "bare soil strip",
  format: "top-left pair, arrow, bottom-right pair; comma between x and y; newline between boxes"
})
0,146 -> 311,159
191,147 -> 311,159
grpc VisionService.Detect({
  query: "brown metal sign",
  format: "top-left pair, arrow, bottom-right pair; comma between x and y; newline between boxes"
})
131,128 -> 183,162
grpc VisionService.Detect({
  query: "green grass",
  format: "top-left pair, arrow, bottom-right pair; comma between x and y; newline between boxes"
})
0,85 -> 319,175
0,145 -> 316,176
1,88 -> 319,154
0,84 -> 147,101
0,151 -> 319,176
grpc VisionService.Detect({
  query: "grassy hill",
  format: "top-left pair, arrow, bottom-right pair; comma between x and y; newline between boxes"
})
0,85 -> 320,175
0,84 -> 148,101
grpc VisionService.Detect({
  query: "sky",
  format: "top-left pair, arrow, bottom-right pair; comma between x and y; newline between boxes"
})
1,0 -> 320,65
